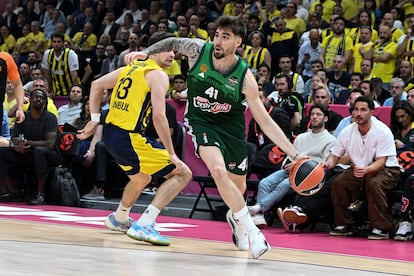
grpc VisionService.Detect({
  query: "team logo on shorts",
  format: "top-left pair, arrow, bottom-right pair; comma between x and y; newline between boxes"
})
228,161 -> 236,170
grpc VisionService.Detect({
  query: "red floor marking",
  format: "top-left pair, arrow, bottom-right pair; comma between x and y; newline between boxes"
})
0,203 -> 412,262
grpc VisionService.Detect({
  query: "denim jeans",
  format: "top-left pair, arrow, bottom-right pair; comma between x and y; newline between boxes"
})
256,169 -> 294,211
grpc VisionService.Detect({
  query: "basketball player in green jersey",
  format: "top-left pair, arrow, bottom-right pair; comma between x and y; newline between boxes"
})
78,32 -> 192,246
125,16 -> 305,259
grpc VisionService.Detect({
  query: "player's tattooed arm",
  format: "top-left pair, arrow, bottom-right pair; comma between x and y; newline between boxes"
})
143,38 -> 205,67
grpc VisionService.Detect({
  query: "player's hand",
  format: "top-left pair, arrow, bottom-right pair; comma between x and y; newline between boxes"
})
124,51 -> 147,65
170,153 -> 183,174
77,121 -> 99,140
293,153 -> 307,162
283,161 -> 295,172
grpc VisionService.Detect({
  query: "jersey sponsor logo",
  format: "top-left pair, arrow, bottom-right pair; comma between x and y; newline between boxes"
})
193,96 -> 231,113
52,69 -> 64,75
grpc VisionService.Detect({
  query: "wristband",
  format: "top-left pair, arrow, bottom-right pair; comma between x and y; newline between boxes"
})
401,143 -> 406,149
91,113 -> 101,122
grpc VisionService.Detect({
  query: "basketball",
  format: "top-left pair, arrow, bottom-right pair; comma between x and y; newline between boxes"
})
289,159 -> 325,196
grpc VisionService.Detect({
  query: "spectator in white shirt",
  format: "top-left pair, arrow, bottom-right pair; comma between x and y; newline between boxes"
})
298,29 -> 322,82
57,84 -> 84,126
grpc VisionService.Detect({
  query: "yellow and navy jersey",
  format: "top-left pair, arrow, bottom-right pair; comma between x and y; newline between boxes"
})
106,59 -> 161,133
242,46 -> 268,75
47,48 -> 77,96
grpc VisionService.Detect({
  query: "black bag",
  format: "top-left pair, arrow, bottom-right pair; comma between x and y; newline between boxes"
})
252,143 -> 286,170
57,132 -> 81,157
47,167 -> 80,206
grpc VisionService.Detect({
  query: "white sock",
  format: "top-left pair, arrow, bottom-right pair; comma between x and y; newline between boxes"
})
137,204 -> 160,226
114,203 -> 131,222
233,206 -> 259,233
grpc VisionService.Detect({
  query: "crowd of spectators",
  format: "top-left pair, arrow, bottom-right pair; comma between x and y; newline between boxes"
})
1,0 -> 414,241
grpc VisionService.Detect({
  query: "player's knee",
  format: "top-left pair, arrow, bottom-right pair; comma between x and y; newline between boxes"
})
129,172 -> 151,187
210,166 -> 228,185
181,164 -> 192,182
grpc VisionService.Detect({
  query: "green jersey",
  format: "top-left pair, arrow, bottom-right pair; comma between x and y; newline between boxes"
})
185,43 -> 249,138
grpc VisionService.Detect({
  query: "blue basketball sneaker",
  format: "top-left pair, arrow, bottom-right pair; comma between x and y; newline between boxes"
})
126,222 -> 171,246
104,212 -> 133,233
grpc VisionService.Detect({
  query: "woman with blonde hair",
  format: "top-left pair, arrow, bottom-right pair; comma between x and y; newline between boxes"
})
98,33 -> 112,47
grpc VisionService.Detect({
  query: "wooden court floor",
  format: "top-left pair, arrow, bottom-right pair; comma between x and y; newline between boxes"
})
0,218 -> 412,276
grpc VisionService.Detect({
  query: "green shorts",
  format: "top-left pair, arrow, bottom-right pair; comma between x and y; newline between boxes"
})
188,123 -> 247,175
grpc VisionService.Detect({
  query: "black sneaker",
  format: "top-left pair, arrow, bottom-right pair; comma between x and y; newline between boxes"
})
0,192 -> 22,202
82,186 -> 105,200
329,225 -> 353,236
29,193 -> 45,205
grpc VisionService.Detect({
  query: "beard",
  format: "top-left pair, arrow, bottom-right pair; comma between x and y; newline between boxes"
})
31,101 -> 44,110
28,59 -> 37,66
213,52 -> 225,59
213,46 -> 225,59
311,121 -> 325,129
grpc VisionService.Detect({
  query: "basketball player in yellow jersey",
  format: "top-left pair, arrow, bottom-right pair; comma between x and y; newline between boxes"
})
78,32 -> 192,246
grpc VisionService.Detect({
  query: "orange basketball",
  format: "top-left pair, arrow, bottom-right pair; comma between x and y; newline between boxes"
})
289,159 -> 325,196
